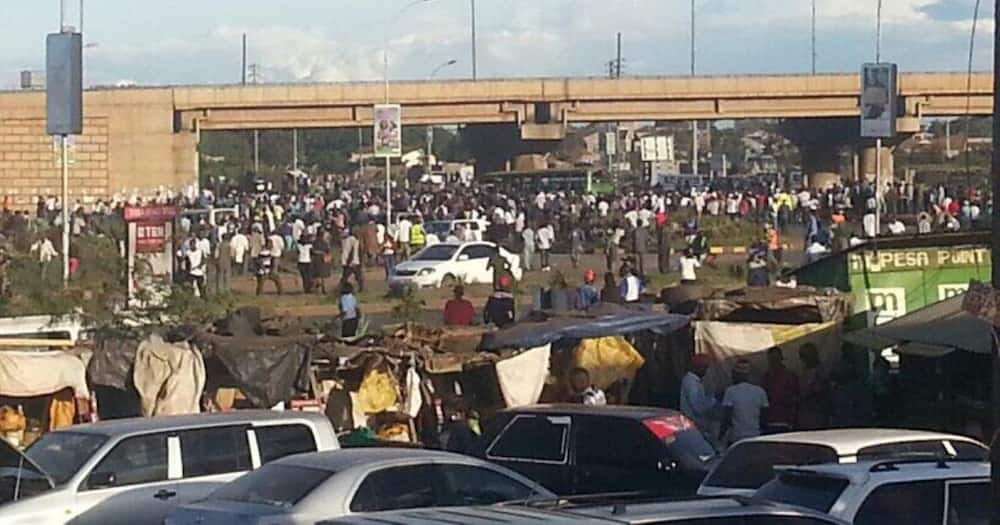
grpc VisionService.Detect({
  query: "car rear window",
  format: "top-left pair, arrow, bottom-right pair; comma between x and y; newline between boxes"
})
211,463 -> 333,508
857,440 -> 988,461
755,471 -> 850,512
704,442 -> 838,490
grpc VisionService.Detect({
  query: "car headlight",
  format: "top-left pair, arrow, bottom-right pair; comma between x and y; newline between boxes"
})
418,268 -> 436,276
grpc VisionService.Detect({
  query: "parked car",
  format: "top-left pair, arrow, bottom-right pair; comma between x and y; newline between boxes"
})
756,457 -> 990,524
321,495 -> 850,525
0,410 -> 337,525
424,218 -> 490,244
164,448 -> 554,525
477,404 -> 717,496
390,242 -> 523,289
697,428 -> 987,497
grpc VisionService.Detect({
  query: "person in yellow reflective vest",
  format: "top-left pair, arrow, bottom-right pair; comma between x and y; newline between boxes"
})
409,218 -> 426,254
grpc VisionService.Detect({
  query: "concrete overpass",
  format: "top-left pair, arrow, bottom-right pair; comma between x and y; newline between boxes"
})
0,72 -> 991,205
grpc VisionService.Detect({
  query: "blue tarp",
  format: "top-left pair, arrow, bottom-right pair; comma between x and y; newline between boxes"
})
479,305 -> 691,351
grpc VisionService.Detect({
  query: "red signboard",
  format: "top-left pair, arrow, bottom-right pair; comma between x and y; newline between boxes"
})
135,222 -> 167,253
124,205 -> 179,223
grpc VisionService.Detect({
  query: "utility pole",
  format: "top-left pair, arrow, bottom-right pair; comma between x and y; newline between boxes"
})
990,0 -> 1000,522
691,0 -> 698,177
470,0 -> 478,80
874,0 -> 882,238
615,32 -> 623,79
241,33 -> 247,85
811,0 -> 817,74
292,129 -> 298,171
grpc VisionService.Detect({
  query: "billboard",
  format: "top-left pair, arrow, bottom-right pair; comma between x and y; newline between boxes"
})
860,63 -> 898,138
373,104 -> 402,158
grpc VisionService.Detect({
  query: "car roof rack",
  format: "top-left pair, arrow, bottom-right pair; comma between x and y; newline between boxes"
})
510,492 -> 761,512
869,455 -> 984,472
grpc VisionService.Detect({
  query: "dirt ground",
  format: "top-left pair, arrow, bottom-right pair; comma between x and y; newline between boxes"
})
221,251 -> 764,324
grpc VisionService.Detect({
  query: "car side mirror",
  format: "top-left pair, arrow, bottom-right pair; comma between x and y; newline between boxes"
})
458,254 -> 470,261
87,471 -> 117,488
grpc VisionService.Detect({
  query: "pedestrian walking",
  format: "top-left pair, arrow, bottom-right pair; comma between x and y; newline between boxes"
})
521,225 -> 535,272
297,233 -> 314,293
214,233 -> 233,293
340,228 -> 364,293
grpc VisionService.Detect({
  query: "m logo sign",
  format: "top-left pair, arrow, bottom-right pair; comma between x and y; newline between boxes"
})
858,288 -> 906,325
938,284 -> 968,301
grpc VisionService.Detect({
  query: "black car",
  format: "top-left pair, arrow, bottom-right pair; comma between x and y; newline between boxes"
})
476,404 -> 717,496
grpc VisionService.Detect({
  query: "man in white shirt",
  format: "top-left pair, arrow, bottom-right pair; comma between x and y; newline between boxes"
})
887,218 -> 906,235
185,238 -> 207,297
536,223 -> 554,271
397,217 -> 412,259
30,235 -> 58,279
230,230 -> 249,275
679,249 -> 701,283
720,359 -> 769,446
862,211 -> 878,238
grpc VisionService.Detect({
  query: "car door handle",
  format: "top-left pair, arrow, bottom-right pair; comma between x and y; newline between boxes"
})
154,489 -> 177,500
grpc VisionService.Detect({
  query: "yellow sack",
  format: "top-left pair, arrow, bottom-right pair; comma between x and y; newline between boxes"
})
356,368 -> 399,415
574,336 -> 645,391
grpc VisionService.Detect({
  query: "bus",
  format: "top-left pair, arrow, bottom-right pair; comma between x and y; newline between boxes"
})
477,168 -> 613,195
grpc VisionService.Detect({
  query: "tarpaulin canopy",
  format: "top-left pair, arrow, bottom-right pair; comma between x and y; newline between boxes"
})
194,332 -> 315,408
479,305 -> 690,351
698,286 -> 852,324
843,294 -> 991,357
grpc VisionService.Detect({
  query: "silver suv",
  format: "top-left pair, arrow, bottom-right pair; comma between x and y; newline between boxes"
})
0,410 -> 338,525
755,458 -> 990,525
323,495 -> 850,524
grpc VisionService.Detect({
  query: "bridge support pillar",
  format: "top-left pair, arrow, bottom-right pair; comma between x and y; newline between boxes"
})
780,118 -> 856,189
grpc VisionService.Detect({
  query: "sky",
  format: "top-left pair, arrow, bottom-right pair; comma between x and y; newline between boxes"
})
0,0 -> 995,88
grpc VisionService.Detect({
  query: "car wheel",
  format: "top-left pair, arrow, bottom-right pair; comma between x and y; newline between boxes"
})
440,274 -> 457,288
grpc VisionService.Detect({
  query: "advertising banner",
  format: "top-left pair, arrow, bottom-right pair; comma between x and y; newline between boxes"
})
373,104 -> 402,158
860,63 -> 898,138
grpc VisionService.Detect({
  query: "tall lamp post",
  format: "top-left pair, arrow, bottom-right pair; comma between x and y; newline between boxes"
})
690,0 -> 698,177
382,0 -> 432,228
426,59 -> 458,173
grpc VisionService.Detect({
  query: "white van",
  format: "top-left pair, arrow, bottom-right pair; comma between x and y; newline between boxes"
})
0,410 -> 338,525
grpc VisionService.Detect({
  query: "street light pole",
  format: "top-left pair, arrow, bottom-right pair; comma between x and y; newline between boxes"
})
811,0 -> 817,74
470,0 -> 478,80
690,0 -> 698,177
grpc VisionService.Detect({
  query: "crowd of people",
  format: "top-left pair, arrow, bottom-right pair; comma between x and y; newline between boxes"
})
0,173 -> 988,316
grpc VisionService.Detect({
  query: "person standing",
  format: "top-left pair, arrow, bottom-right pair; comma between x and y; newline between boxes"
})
381,233 -> 396,280
570,226 -> 585,269
657,224 -> 672,274
762,347 -> 799,433
443,285 -> 475,326
536,221 -> 554,272
619,266 -> 643,303
633,223 -> 648,275
29,234 -> 57,280
397,215 -> 412,259
338,283 -> 360,338
297,233 -> 314,293
340,228 -> 364,293
486,248 -> 512,290
521,225 -> 536,272
798,344 -> 830,430
680,354 -> 718,440
603,228 -> 619,272
255,248 -> 284,296
678,249 -> 701,284
484,275 -> 516,328
230,228 -> 249,275
185,237 -> 207,297
213,233 -> 233,294
409,218 -> 426,256
720,359 -> 769,446
599,271 -> 621,304
310,228 -> 332,294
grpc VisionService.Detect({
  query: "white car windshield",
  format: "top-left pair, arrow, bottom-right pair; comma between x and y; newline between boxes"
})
24,432 -> 107,485
413,245 -> 457,261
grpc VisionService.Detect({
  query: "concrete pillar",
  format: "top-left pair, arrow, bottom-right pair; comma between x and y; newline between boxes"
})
861,145 -> 894,185
779,118 -> 856,190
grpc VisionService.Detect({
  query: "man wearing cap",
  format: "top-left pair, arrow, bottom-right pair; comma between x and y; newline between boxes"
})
575,270 -> 600,310
720,359 -> 769,446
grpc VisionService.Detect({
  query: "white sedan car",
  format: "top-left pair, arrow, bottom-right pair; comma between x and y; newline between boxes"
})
390,242 -> 522,289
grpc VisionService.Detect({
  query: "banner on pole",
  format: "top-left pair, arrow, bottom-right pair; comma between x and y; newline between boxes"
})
374,104 -> 402,158
860,63 -> 898,139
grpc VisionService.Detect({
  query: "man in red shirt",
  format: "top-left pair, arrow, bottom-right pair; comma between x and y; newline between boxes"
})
763,346 -> 799,433
443,285 -> 475,326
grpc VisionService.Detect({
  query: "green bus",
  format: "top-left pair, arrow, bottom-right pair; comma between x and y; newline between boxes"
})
477,168 -> 613,195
